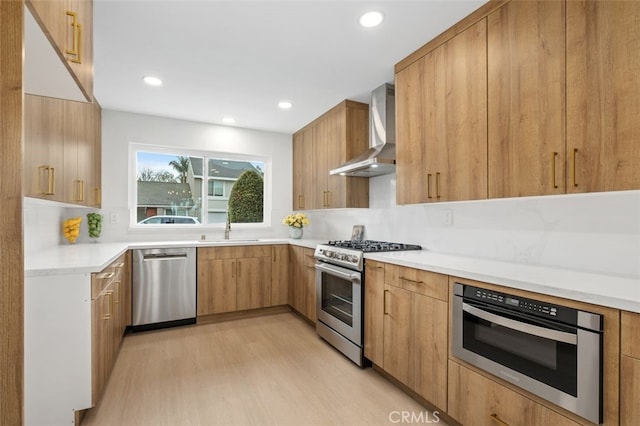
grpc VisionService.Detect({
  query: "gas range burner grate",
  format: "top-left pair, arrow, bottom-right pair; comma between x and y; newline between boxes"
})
326,240 -> 422,253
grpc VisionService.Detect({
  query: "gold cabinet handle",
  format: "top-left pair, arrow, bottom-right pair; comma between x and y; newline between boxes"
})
326,190 -> 331,207
73,180 -> 83,201
399,276 -> 423,284
97,272 -> 114,280
297,195 -> 304,209
113,263 -> 125,269
38,166 -> 56,195
232,261 -> 235,279
383,290 -> 390,315
572,148 -> 578,187
322,190 -> 329,207
65,11 -> 82,64
104,291 -> 113,320
95,187 -> 102,206
490,414 -> 509,426
238,261 -> 241,277
436,172 -> 441,199
114,281 -> 121,304
366,264 -> 384,270
551,152 -> 558,189
427,174 -> 433,199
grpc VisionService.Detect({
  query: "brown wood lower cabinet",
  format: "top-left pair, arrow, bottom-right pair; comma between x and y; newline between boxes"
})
364,261 -> 385,364
270,245 -> 289,306
621,311 -> 640,426
448,360 -> 580,426
365,261 -> 448,411
288,245 -> 316,322
91,252 -> 129,406
197,245 -> 273,316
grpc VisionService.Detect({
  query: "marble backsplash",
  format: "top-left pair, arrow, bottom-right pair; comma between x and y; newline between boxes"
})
302,174 -> 640,279
24,173 -> 640,280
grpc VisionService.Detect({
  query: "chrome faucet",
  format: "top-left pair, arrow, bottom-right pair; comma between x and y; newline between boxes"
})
224,213 -> 231,240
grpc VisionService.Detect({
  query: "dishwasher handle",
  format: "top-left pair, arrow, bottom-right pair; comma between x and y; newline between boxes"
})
143,253 -> 188,260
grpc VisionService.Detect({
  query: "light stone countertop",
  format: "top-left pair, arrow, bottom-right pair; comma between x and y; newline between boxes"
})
365,250 -> 640,313
25,239 -> 640,313
25,238 -> 307,276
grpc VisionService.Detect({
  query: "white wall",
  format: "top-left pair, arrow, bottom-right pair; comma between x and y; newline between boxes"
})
301,174 -> 640,279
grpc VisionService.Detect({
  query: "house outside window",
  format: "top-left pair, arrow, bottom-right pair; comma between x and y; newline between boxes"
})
134,149 -> 266,226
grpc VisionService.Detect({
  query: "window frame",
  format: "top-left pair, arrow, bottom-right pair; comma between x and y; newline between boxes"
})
129,143 -> 271,230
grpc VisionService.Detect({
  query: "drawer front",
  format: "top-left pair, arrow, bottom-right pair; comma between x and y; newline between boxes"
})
91,253 -> 127,298
622,311 -> 640,358
384,264 -> 448,301
198,245 -> 271,260
448,360 -> 580,426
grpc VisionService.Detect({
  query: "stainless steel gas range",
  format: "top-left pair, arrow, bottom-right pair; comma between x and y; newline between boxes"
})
314,240 -> 422,366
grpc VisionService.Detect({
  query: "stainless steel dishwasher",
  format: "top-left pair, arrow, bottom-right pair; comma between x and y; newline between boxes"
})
132,247 -> 196,331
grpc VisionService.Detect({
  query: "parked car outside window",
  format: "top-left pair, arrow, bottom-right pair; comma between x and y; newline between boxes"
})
138,215 -> 200,224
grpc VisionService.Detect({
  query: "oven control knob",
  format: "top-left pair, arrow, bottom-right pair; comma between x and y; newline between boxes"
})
348,255 -> 358,263
338,254 -> 346,260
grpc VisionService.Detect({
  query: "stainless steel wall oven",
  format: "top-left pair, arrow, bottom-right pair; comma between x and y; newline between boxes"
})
452,283 -> 603,424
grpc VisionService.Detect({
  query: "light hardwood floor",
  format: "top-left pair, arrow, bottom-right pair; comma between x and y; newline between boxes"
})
82,313 -> 441,426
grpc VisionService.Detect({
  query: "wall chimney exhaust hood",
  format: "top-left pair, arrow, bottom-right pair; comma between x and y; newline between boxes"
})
330,83 -> 396,177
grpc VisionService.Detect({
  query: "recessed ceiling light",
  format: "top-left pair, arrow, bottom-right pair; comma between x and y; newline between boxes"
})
359,11 -> 384,28
143,76 -> 163,86
278,101 -> 293,110
222,117 -> 236,125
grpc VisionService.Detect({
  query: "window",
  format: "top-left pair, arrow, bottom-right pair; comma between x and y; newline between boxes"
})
208,180 -> 224,197
134,149 -> 267,226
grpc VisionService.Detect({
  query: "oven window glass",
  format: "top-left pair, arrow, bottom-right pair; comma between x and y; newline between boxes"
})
463,307 -> 578,396
321,273 -> 353,327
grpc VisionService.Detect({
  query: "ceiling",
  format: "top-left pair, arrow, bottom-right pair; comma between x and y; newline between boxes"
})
94,0 -> 487,135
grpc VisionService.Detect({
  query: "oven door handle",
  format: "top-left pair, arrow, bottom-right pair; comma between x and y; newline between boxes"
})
315,262 -> 361,284
462,302 -> 577,345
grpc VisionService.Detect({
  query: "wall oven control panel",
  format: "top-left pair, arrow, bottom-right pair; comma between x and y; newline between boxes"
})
462,286 -> 577,325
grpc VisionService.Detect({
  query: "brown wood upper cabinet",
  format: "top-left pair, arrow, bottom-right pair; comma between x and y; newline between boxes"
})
292,100 -> 369,210
566,0 -> 640,193
27,0 -> 94,100
396,20 -> 487,204
24,94 -> 102,207
396,0 -> 640,203
487,1 -> 565,198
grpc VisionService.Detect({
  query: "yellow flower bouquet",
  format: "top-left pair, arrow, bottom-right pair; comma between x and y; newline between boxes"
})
282,212 -> 310,228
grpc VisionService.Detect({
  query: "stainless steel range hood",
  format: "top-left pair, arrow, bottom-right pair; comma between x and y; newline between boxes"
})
330,83 -> 396,177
